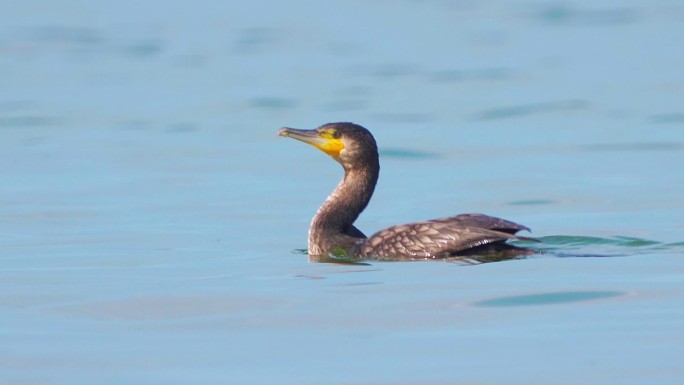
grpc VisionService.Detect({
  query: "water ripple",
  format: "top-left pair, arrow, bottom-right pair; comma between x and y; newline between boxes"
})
649,113 -> 684,124
380,148 -> 439,159
535,5 -> 640,26
471,100 -> 590,121
530,235 -> 684,258
473,291 -> 625,307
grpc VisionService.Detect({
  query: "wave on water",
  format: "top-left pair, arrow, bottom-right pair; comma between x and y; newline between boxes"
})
527,235 -> 684,258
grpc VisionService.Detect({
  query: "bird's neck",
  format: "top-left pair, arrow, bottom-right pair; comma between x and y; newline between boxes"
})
309,162 -> 379,248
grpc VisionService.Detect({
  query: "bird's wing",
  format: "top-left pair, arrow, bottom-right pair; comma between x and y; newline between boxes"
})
429,213 -> 531,234
361,214 -> 532,260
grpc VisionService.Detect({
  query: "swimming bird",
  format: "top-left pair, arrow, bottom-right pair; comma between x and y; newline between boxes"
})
278,122 -> 535,261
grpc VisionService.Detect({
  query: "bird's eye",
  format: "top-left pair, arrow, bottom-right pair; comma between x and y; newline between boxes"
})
331,130 -> 341,139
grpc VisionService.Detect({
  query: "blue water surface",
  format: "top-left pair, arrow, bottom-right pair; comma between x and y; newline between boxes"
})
1,1 -> 683,384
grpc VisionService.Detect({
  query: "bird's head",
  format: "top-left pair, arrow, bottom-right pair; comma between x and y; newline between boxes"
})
278,122 -> 378,169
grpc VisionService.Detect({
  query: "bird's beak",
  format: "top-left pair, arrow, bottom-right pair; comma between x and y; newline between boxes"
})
278,127 -> 327,146
278,127 -> 344,158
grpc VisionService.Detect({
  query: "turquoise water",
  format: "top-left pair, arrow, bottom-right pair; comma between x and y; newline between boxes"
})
2,1 -> 684,384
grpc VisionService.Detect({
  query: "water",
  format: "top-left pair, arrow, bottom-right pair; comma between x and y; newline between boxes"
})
1,1 -> 683,384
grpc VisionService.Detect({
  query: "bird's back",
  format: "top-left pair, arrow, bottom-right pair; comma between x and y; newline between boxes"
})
360,213 -> 532,260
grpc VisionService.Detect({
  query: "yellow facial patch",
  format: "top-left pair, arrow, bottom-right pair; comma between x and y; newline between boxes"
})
279,127 -> 346,159
315,131 -> 345,158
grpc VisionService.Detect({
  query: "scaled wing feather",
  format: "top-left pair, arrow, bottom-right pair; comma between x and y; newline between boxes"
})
361,213 -> 529,260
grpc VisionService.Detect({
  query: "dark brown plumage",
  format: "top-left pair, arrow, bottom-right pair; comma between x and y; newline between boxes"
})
278,122 -> 535,261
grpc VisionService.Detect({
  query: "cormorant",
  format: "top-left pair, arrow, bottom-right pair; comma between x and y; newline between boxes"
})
278,122 -> 535,261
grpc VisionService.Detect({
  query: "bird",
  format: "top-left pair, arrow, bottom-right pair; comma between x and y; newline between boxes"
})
278,122 -> 536,261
